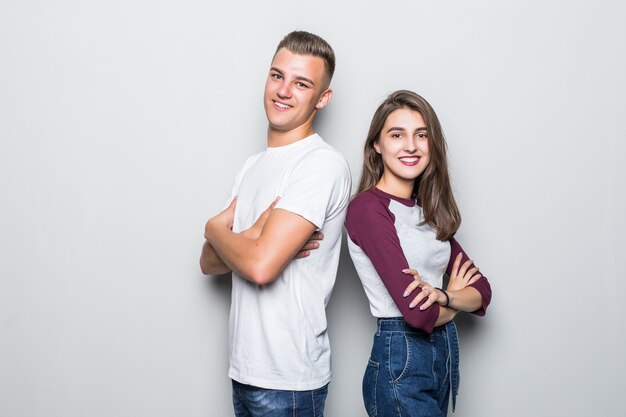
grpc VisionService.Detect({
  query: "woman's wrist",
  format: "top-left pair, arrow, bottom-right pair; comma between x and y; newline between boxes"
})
437,287 -> 450,307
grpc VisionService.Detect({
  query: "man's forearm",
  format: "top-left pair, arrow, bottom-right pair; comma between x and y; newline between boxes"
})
199,240 -> 231,275
205,207 -> 317,285
205,220 -> 282,285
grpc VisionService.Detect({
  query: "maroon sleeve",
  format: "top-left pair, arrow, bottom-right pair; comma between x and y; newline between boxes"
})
346,194 -> 440,333
446,237 -> 492,316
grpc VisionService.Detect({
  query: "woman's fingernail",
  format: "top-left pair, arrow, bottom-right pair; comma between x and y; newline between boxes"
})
409,301 -> 416,308
403,290 -> 409,297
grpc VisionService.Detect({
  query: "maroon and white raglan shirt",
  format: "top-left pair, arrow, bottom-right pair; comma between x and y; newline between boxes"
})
345,187 -> 492,333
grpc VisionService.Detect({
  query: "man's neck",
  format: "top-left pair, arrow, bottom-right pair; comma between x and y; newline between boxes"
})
267,124 -> 315,148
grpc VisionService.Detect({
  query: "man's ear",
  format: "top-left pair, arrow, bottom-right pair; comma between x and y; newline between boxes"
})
315,88 -> 333,110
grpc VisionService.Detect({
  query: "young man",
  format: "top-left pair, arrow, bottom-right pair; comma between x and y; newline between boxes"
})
200,31 -> 351,417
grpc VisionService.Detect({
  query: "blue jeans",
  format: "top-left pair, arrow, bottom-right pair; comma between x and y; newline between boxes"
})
362,318 -> 460,417
232,380 -> 328,417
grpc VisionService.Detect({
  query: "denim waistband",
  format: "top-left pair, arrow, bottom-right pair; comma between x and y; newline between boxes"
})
376,317 -> 460,412
377,317 -> 448,333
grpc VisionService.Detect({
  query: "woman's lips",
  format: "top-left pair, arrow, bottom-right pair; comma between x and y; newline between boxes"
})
399,156 -> 420,166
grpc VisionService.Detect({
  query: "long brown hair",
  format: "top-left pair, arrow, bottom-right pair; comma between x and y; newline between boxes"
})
357,90 -> 461,241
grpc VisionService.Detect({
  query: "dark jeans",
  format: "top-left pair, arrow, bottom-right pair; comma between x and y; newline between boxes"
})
362,318 -> 460,417
232,379 -> 328,417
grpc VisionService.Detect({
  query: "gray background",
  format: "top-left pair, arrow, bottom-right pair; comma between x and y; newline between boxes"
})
1,1 -> 625,416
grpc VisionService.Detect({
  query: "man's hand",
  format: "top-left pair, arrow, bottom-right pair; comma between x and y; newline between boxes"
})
242,197 -> 324,259
242,197 -> 280,240
200,198 -> 237,275
295,231 -> 324,259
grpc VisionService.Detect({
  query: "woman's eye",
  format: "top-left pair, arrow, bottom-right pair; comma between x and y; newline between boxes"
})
417,133 -> 428,139
391,133 -> 401,138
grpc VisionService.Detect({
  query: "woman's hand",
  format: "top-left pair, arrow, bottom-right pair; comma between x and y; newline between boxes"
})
402,269 -> 447,310
447,253 -> 482,292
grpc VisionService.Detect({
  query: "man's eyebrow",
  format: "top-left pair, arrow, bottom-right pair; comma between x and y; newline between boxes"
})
270,67 -> 284,75
269,67 -> 315,86
295,76 -> 315,86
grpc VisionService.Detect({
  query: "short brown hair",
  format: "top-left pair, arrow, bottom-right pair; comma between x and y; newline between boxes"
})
275,31 -> 335,84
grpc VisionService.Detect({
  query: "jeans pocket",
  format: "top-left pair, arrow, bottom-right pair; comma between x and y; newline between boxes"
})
363,358 -> 379,417
389,332 -> 410,382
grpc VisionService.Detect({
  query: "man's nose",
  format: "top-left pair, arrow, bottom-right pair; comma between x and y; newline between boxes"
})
277,81 -> 292,99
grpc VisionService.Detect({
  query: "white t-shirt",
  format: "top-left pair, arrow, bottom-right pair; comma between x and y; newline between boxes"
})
227,134 -> 351,390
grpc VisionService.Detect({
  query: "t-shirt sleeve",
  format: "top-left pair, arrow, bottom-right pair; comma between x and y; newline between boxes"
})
224,154 -> 258,208
446,237 -> 492,316
345,194 -> 440,333
275,150 -> 351,229
224,182 -> 238,209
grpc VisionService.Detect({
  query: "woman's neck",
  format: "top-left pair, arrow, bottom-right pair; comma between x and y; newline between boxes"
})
376,176 -> 414,200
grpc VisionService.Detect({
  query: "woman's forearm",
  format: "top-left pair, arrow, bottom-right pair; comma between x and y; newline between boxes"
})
446,286 -> 482,313
434,306 -> 458,327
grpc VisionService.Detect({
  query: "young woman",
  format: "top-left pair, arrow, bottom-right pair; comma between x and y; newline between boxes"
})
345,90 -> 492,417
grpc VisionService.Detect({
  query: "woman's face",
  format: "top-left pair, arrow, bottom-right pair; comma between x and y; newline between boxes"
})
374,107 -> 430,187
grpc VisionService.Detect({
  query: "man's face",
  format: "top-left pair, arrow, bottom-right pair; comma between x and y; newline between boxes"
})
263,48 -> 331,135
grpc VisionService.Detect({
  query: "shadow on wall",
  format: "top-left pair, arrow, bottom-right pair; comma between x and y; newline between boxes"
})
205,271 -> 233,303
327,234 -> 372,322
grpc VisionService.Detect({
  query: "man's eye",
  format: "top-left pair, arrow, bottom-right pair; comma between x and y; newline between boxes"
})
296,82 -> 308,88
272,73 -> 282,79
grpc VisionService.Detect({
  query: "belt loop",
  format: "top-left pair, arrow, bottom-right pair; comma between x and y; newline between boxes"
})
376,319 -> 382,336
